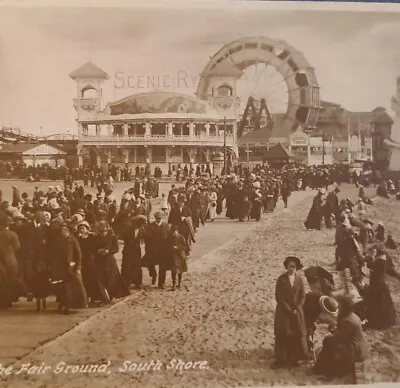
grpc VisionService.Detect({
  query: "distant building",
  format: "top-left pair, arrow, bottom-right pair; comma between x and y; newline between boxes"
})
70,61 -> 237,175
0,143 -> 67,167
237,101 -> 391,166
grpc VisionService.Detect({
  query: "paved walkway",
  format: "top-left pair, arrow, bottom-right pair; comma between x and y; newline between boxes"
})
0,183 -> 376,367
0,188 -> 313,367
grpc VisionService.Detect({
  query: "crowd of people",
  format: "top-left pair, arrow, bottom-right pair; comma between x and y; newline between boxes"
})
1,159 -> 398,382
272,180 -> 400,381
0,162 -> 354,314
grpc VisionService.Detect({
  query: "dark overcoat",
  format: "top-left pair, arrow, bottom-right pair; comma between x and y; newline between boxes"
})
274,272 -> 308,339
144,221 -> 170,266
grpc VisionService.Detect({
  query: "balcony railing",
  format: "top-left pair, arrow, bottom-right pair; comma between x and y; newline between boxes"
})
80,134 -> 235,144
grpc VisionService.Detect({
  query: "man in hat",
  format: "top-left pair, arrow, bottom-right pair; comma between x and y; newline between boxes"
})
93,194 -> 109,223
272,256 -> 309,369
147,211 -> 171,288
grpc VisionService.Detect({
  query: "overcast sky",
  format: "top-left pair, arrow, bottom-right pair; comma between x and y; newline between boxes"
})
1,3 -> 400,135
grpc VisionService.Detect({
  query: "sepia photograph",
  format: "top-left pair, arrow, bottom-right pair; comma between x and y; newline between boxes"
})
1,0 -> 400,386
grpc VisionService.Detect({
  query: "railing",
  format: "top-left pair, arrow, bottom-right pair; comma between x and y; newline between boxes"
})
80,134 -> 235,144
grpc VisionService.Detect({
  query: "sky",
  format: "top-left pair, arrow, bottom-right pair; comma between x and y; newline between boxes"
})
1,2 -> 400,135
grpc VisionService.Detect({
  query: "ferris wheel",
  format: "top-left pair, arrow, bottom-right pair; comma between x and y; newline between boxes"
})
196,36 -> 320,137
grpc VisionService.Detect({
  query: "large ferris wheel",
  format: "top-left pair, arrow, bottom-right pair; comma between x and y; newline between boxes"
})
196,36 -> 320,138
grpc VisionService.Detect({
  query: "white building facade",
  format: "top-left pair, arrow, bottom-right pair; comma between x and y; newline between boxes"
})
71,62 -> 238,175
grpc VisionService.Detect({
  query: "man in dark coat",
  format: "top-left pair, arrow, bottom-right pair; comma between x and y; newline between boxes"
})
189,190 -> 202,229
147,212 -> 171,289
272,256 -> 309,368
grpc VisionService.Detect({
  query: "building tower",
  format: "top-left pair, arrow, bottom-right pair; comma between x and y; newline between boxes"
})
69,61 -> 109,130
200,61 -> 243,120
69,61 -> 109,167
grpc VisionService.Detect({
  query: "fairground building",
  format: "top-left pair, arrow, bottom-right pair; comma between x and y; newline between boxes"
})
70,62 -> 238,176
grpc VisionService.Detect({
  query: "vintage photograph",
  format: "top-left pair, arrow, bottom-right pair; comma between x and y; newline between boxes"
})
1,0 -> 400,386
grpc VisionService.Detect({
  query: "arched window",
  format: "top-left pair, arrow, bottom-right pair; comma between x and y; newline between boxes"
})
81,85 -> 97,99
216,84 -> 233,97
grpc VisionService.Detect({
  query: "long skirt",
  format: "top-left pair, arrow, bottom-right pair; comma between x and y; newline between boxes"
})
304,207 -> 322,230
250,200 -> 262,221
275,334 -> 309,365
96,255 -> 130,301
69,272 -> 88,308
121,254 -> 142,287
366,282 -> 396,329
313,337 -> 355,378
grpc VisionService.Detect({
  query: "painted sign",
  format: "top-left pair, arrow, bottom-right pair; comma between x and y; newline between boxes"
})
290,130 -> 309,146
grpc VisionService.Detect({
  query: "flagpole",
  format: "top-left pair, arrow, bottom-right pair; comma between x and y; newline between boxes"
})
223,116 -> 227,176
347,114 -> 351,163
358,116 -> 362,160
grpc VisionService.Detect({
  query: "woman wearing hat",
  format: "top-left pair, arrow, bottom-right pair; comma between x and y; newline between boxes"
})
91,221 -> 129,302
313,295 -> 368,378
121,215 -> 147,289
76,221 -> 101,306
49,223 -> 85,314
365,246 -> 396,330
272,256 -> 309,368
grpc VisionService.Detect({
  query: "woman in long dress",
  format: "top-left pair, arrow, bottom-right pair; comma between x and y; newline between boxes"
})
92,221 -> 129,302
207,188 -> 218,222
305,190 -> 324,230
121,215 -> 147,289
365,248 -> 396,329
75,221 -> 103,306
272,256 -> 309,368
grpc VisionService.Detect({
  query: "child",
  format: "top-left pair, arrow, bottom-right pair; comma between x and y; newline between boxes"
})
169,225 -> 188,290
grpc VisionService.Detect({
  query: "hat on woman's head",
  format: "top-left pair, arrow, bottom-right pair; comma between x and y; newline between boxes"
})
283,256 -> 303,270
76,209 -> 86,216
319,296 -> 339,316
77,220 -> 90,229
71,214 -> 84,224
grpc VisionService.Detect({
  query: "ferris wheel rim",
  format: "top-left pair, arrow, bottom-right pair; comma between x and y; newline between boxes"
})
196,36 -> 320,133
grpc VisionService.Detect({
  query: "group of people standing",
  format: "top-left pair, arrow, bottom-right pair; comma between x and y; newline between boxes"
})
273,180 -> 399,381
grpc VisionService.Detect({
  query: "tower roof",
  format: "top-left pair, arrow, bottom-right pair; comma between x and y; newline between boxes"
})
371,111 -> 393,125
69,62 -> 109,80
206,61 -> 243,78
